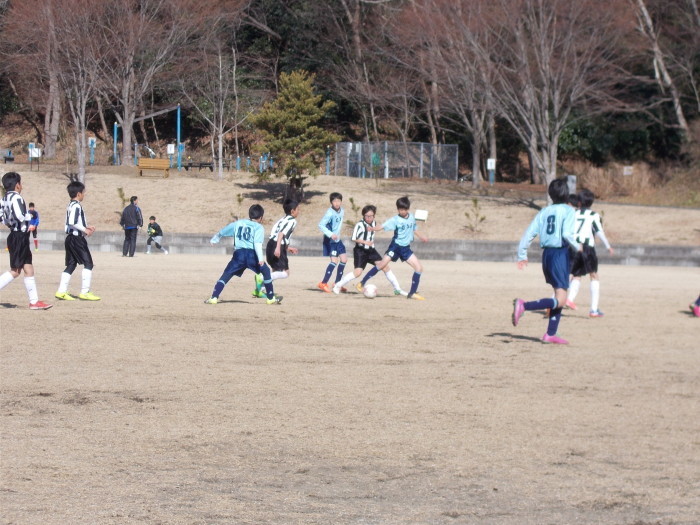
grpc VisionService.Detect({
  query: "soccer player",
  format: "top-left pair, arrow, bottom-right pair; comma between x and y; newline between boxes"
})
145,216 -> 168,254
55,180 -> 101,301
28,202 -> 40,250
204,204 -> 282,305
331,204 -> 406,296
690,294 -> 700,318
317,192 -> 347,293
362,196 -> 428,300
253,199 -> 299,298
566,189 -> 613,317
512,178 -> 581,344
0,172 -> 52,309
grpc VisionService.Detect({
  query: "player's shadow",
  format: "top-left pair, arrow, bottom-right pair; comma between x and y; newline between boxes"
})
487,332 -> 542,343
681,309 -> 698,317
0,303 -> 18,309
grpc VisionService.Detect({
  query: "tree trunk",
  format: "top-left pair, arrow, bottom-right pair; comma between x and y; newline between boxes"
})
43,70 -> 60,158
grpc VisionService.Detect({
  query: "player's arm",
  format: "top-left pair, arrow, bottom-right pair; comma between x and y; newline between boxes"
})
516,215 -> 540,267
318,210 -> 334,238
592,215 -> 613,254
210,222 -> 236,244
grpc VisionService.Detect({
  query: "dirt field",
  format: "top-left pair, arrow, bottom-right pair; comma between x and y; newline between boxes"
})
1,250 -> 698,524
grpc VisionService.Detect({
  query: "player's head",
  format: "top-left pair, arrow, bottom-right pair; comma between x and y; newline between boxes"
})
67,180 -> 86,199
578,188 -> 595,209
329,192 -> 342,203
548,179 -> 569,204
2,172 -> 21,192
361,205 -> 376,222
248,204 -> 264,221
149,215 -> 156,222
130,196 -> 138,204
28,202 -> 35,209
568,193 -> 580,208
396,196 -> 411,211
283,199 -> 299,216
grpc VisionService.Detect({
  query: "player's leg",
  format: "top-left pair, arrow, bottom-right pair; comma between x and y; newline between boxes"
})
32,229 -> 39,250
333,267 -> 362,294
588,248 -> 602,317
566,277 -> 581,309
318,254 -> 338,292
381,264 -> 406,296
78,245 -> 99,300
207,257 -> 242,302
146,236 -> 152,254
334,252 -> 348,285
691,294 -> 700,317
405,254 -> 424,300
358,258 -> 386,290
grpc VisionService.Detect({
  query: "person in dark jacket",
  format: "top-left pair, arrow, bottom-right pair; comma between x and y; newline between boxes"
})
120,196 -> 142,257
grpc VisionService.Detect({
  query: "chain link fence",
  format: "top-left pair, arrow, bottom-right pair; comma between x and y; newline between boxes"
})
333,142 -> 458,180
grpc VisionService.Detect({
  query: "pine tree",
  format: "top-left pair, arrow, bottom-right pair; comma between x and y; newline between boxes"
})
253,70 -> 340,201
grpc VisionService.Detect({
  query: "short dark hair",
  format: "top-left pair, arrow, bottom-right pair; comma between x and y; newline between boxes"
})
329,192 -> 342,202
568,194 -> 580,207
28,202 -> 35,208
578,188 -> 595,209
249,204 -> 264,220
396,196 -> 411,210
67,181 -> 85,198
130,196 -> 138,204
361,204 -> 376,217
283,199 -> 298,216
2,172 -> 21,192
149,216 -> 156,220
548,179 -> 569,204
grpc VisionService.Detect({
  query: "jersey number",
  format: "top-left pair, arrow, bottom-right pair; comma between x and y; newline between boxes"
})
576,218 -> 585,234
236,226 -> 252,241
546,215 -> 556,235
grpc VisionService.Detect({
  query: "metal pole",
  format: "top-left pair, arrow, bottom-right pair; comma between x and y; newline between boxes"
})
176,104 -> 181,170
113,122 -> 118,165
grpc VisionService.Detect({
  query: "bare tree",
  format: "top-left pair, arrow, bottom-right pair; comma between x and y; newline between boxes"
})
52,0 -> 103,181
477,0 -> 632,187
92,0 -> 201,165
632,0 -> 692,140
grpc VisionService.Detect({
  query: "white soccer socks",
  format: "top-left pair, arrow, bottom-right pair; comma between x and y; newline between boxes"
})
23,276 -> 38,304
568,278 -> 581,302
384,270 -> 401,291
590,280 -> 600,312
57,271 -> 72,294
0,271 -> 15,290
81,269 -> 93,295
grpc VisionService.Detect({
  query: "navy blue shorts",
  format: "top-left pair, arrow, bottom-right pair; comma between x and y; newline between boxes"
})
218,249 -> 261,283
570,245 -> 598,276
542,246 -> 570,290
353,245 -> 382,269
385,240 -> 413,262
322,238 -> 346,257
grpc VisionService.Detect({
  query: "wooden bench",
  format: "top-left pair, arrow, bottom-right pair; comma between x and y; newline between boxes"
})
137,158 -> 170,178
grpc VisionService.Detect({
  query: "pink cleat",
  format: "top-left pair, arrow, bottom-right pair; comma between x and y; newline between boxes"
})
512,298 -> 525,327
565,299 -> 577,310
542,333 -> 569,344
29,301 -> 53,310
692,305 -> 700,318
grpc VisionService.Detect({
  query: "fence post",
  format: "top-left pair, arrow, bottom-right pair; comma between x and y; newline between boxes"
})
384,141 -> 389,179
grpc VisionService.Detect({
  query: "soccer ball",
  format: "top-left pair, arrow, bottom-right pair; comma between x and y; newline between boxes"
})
363,284 -> 377,299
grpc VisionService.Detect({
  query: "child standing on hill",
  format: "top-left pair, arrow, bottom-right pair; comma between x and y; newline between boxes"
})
145,216 -> 168,255
205,204 -> 282,305
566,189 -> 613,317
0,172 -> 52,309
28,202 -> 40,250
512,178 -> 581,344
362,196 -> 428,300
317,192 -> 347,293
55,181 -> 100,301
331,204 -> 406,296
253,199 -> 299,298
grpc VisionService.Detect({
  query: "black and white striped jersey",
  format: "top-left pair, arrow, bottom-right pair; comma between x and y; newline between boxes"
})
574,209 -> 610,249
352,220 -> 375,249
65,200 -> 88,236
269,215 -> 297,245
0,191 -> 30,232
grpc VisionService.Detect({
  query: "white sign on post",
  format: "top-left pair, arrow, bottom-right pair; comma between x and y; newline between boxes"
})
29,148 -> 42,158
623,166 -> 633,176
167,144 -> 176,155
487,158 -> 496,171
88,137 -> 97,148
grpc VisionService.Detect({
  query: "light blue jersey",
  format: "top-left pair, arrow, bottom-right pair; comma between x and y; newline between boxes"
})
211,219 -> 265,262
383,213 -> 417,247
517,203 -> 580,261
318,207 -> 344,238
